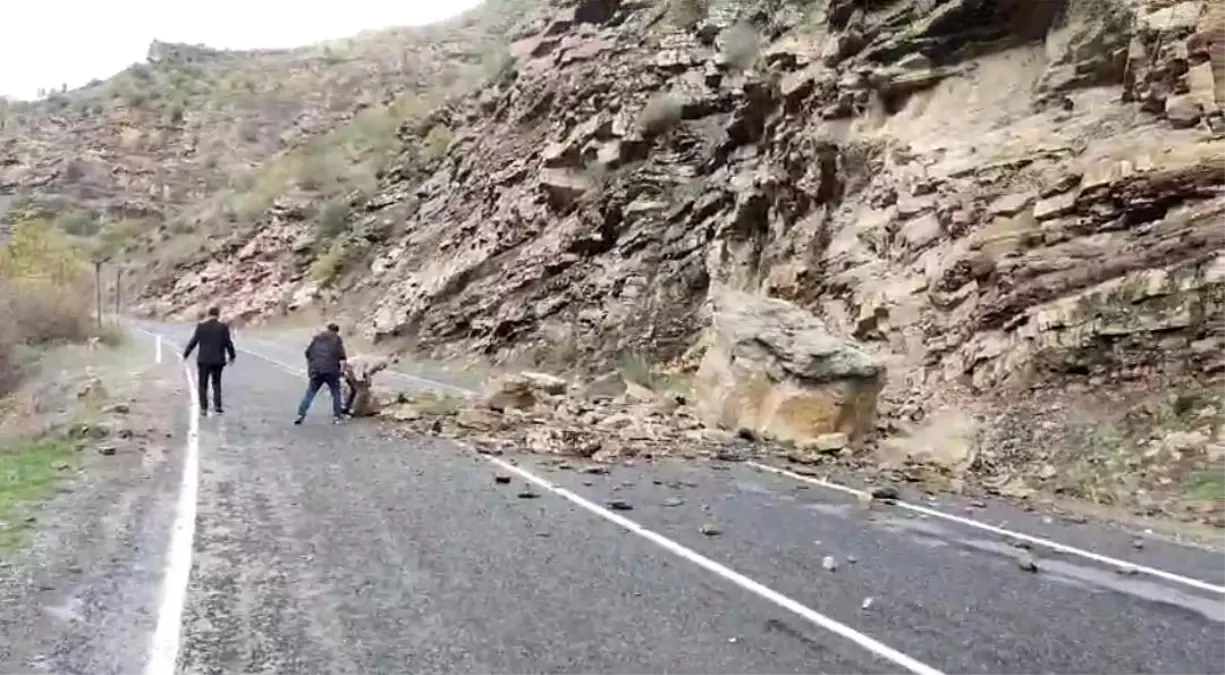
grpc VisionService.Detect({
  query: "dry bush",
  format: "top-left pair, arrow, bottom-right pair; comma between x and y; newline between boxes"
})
310,241 -> 349,282
0,321 -> 23,398
0,279 -> 91,346
0,221 -> 95,395
294,148 -> 348,192
0,280 -> 92,396
423,125 -> 455,159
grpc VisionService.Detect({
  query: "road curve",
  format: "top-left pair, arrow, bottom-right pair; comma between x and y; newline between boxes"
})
129,321 -> 1225,674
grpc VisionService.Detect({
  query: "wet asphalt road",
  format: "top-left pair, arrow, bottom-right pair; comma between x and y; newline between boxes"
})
74,323 -> 1225,672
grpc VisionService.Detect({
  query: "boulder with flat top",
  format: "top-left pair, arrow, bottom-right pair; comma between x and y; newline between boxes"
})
694,290 -> 885,446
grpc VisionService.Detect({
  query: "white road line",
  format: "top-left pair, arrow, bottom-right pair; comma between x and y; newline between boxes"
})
234,334 -> 1223,596
138,325 -> 1225,646
136,328 -> 201,675
227,341 -> 943,675
486,455 -> 943,675
747,461 -> 1225,596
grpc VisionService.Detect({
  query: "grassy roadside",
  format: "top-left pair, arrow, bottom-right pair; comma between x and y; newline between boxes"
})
1188,470 -> 1225,501
0,435 -> 76,550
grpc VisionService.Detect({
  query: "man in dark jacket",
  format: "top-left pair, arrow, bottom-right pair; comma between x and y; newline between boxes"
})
182,306 -> 237,416
294,322 -> 347,424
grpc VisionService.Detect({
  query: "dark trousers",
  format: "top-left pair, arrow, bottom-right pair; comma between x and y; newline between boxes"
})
197,363 -> 224,411
297,372 -> 342,419
343,375 -> 359,414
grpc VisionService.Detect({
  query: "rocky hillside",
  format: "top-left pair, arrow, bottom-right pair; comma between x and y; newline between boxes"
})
139,0 -> 1225,524
0,0 -> 537,256
1,0 -> 1208,525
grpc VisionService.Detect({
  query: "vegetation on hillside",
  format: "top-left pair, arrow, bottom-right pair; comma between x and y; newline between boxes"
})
0,221 -> 101,395
2,0 -> 546,297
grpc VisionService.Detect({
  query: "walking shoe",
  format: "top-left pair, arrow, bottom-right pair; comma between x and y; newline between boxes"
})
293,417 -> 304,425
332,416 -> 344,424
214,408 -> 224,415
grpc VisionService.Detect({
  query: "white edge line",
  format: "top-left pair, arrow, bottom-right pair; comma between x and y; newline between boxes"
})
747,461 -> 1225,596
225,331 -> 1225,596
131,323 -> 1225,598
133,327 -> 201,675
486,455 -> 943,675
225,337 -> 944,675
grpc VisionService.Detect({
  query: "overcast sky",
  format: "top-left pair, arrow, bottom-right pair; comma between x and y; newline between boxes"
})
0,0 -> 482,100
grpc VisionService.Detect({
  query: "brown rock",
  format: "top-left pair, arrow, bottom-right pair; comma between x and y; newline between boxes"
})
1165,95 -> 1203,128
804,432 -> 849,454
1032,190 -> 1078,221
480,372 -> 568,412
694,291 -> 884,446
538,168 -> 594,210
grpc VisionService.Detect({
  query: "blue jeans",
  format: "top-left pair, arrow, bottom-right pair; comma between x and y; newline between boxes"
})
297,372 -> 343,419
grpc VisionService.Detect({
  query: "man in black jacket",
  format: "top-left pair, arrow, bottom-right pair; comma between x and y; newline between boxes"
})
294,322 -> 348,425
182,306 -> 237,416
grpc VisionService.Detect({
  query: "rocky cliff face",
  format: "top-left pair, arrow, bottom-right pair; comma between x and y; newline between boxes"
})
149,0 -> 1224,522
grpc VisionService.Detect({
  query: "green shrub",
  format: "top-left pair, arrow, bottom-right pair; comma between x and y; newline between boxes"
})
316,199 -> 351,240
422,125 -> 454,159
53,209 -> 97,236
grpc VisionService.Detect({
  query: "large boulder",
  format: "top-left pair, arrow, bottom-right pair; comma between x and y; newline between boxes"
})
694,290 -> 884,445
480,371 -> 569,411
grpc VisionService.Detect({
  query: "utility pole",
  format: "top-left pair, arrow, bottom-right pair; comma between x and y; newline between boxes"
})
114,266 -> 122,324
94,260 -> 103,329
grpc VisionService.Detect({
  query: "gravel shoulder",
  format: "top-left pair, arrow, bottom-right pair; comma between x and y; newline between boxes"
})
0,337 -> 190,675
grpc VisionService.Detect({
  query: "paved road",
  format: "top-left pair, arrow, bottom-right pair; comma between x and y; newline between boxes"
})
112,322 -> 1225,673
